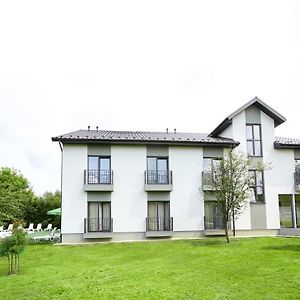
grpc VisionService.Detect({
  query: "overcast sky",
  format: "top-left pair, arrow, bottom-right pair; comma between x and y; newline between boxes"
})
0,1 -> 299,195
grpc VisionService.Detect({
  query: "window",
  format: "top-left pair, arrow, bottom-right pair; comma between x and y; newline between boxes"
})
204,202 -> 224,230
147,201 -> 171,231
295,159 -> 300,172
87,156 -> 111,184
87,202 -> 111,232
246,124 -> 262,156
147,157 -> 169,184
278,195 -> 294,228
203,158 -> 221,173
249,170 -> 264,202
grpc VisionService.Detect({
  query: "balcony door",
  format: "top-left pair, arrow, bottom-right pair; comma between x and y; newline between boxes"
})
88,202 -> 111,232
88,156 -> 111,184
148,201 -> 170,231
204,202 -> 224,230
147,157 -> 168,184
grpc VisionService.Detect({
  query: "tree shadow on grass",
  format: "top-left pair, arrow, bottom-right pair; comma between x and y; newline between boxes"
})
262,244 -> 300,252
189,239 -> 228,247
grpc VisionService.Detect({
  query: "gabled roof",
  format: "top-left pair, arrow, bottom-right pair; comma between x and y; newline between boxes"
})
209,97 -> 286,137
274,136 -> 300,149
52,129 -> 239,147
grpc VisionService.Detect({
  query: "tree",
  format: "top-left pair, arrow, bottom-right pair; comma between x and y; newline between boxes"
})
0,225 -> 27,275
209,150 -> 258,243
0,168 -> 34,225
23,191 -> 61,228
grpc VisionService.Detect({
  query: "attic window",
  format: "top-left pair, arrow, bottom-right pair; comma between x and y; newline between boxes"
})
246,124 -> 262,156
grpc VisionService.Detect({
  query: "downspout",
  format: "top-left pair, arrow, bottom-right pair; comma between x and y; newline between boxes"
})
59,141 -> 63,243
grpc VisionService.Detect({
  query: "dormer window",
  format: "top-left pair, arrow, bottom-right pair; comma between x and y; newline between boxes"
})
246,124 -> 262,156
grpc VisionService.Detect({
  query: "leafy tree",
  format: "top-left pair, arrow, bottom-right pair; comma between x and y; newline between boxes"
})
209,150 -> 260,243
0,225 -> 27,275
0,168 -> 34,225
23,191 -> 61,228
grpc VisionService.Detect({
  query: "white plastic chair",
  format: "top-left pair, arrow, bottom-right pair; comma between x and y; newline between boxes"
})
45,224 -> 52,231
26,223 -> 34,232
7,224 -> 13,232
36,223 -> 42,232
0,226 -> 4,232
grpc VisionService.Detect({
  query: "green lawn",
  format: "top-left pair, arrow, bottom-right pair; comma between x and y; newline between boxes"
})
0,237 -> 299,300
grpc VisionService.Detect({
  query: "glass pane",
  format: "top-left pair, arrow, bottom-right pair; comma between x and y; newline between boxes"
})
248,170 -> 255,187
253,125 -> 261,140
102,203 -> 111,231
100,158 -> 110,170
147,158 -> 157,170
157,159 -> 167,171
295,160 -> 300,174
246,125 -> 253,139
157,160 -> 167,183
88,202 -> 99,232
256,193 -> 264,202
247,141 -> 254,156
164,202 -> 170,219
88,156 -> 98,170
212,159 -> 221,170
278,195 -> 293,228
203,158 -> 212,172
296,195 -> 300,228
256,171 -> 263,187
157,202 -> 164,218
254,141 -> 261,156
256,186 -> 263,195
148,202 -> 157,231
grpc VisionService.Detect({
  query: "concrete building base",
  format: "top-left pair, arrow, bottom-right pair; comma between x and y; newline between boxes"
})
61,229 -> 279,244
279,228 -> 300,236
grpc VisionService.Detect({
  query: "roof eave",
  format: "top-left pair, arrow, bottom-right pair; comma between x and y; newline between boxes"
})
208,118 -> 232,138
52,137 -> 239,148
274,142 -> 300,149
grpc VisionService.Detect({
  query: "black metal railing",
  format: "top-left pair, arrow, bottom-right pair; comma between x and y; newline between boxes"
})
204,216 -> 224,230
84,170 -> 113,184
84,218 -> 113,232
295,172 -> 300,186
145,170 -> 173,184
146,217 -> 173,231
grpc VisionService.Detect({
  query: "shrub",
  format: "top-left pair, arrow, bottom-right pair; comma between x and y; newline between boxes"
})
0,227 -> 27,275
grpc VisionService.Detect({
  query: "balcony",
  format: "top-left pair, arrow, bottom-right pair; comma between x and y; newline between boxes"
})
295,172 -> 300,192
146,217 -> 173,237
84,170 -> 113,191
202,171 -> 215,191
144,170 -> 173,191
83,218 -> 113,238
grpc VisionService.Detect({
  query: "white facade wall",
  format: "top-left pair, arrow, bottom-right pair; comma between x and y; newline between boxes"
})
62,144 -> 87,234
222,111 -> 252,230
110,145 -> 147,233
169,146 -> 203,231
261,112 -> 295,229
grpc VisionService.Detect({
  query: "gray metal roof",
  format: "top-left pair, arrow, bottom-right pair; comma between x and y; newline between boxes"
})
52,129 -> 239,147
274,136 -> 300,149
209,97 -> 287,137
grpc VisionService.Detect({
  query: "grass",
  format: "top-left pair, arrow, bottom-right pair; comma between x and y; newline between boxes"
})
0,237 -> 299,299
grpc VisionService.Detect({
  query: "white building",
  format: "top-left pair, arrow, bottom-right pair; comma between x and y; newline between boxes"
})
52,97 -> 300,243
